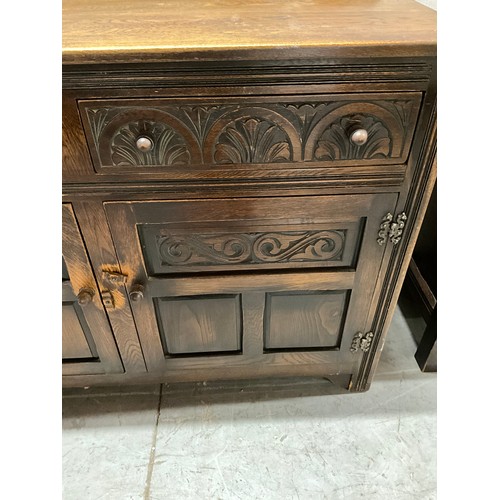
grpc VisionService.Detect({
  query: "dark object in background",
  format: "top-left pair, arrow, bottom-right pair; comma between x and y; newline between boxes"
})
401,182 -> 437,372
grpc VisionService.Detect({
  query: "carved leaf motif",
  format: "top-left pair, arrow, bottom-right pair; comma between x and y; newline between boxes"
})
87,109 -> 109,142
393,101 -> 413,128
283,103 -> 328,142
180,105 -> 222,148
314,115 -> 391,161
214,118 -> 291,163
157,230 -> 345,267
111,120 -> 190,166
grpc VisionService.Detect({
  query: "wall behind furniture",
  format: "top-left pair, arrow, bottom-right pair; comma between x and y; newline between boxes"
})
416,0 -> 437,10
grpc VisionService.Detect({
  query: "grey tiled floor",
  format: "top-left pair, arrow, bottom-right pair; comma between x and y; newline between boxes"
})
62,305 -> 436,500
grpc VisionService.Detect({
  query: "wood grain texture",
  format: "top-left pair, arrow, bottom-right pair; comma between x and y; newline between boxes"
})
62,204 -> 123,375
155,295 -> 242,354
62,0 -> 437,390
62,62 -> 433,95
354,103 -> 437,392
62,0 -> 436,64
62,82 -> 427,186
62,370 -> 352,389
62,303 -> 94,359
78,93 -> 421,172
104,193 -> 394,375
69,200 -> 147,373
265,291 -> 347,350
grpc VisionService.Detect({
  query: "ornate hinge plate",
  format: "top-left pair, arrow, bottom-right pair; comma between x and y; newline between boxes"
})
350,332 -> 374,353
377,212 -> 407,246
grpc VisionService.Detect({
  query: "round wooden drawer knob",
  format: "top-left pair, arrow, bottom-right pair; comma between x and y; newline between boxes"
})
129,284 -> 145,302
136,136 -> 153,152
350,128 -> 368,146
77,288 -> 94,306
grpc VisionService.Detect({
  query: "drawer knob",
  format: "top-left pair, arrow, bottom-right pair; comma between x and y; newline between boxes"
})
77,288 -> 94,306
136,136 -> 153,152
129,284 -> 145,302
350,128 -> 368,146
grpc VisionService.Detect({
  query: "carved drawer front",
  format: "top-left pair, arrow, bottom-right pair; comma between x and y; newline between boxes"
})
78,92 -> 422,181
104,193 -> 398,378
62,204 -> 123,376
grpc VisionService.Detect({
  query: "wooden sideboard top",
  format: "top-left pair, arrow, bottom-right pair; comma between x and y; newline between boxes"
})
62,0 -> 436,65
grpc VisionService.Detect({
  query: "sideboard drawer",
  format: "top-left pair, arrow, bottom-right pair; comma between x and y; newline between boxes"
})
78,92 -> 422,181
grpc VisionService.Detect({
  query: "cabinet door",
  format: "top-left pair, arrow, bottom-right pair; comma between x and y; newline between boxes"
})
62,204 -> 123,375
105,194 -> 396,381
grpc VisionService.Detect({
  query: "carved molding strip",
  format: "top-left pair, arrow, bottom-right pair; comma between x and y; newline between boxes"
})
354,99 -> 437,393
63,62 -> 433,90
156,230 -> 346,267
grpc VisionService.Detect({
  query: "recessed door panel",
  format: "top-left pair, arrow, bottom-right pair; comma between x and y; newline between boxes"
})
264,290 -> 349,350
105,193 -> 397,380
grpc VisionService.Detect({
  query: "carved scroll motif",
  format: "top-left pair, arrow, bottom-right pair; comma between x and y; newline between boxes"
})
157,230 -> 346,267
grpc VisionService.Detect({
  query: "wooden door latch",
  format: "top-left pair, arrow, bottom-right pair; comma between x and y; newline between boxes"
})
102,270 -> 128,284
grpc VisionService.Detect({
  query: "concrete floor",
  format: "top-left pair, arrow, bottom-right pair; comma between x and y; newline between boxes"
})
62,305 -> 436,500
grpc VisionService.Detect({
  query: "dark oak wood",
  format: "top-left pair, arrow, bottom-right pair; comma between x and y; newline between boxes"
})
62,0 -> 437,391
62,204 -> 123,375
78,93 -> 421,177
62,296 -> 95,360
155,294 -> 242,355
101,193 -> 395,380
265,291 -> 347,350
69,200 -> 147,373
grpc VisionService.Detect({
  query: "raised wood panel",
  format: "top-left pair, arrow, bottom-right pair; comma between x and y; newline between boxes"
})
264,291 -> 348,350
155,294 -> 242,355
62,302 -> 94,360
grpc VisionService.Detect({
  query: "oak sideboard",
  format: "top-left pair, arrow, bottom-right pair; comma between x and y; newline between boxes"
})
62,0 -> 437,391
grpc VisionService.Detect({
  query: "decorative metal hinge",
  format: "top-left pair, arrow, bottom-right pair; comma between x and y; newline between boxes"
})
102,269 -> 128,284
350,332 -> 374,353
377,212 -> 407,246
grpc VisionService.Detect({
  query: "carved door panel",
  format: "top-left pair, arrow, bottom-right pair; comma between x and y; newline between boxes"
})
104,194 -> 397,380
62,204 -> 123,376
